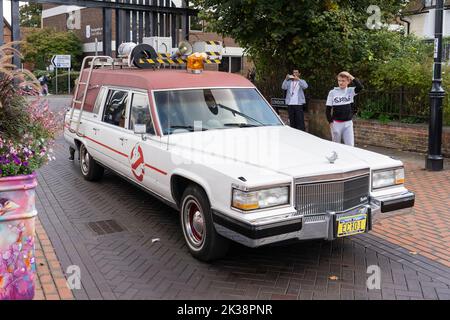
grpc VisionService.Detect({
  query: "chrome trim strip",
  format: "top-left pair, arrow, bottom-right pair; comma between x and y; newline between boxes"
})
295,168 -> 370,184
295,172 -> 370,217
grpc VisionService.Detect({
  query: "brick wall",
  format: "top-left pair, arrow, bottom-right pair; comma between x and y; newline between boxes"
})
3,19 -> 12,43
277,108 -> 310,132
43,7 -> 114,46
302,99 -> 450,158
354,120 -> 450,157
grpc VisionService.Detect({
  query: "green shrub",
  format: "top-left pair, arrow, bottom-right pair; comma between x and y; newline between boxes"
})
0,43 -> 61,177
33,70 -> 80,95
22,28 -> 83,70
377,114 -> 391,124
50,71 -> 80,95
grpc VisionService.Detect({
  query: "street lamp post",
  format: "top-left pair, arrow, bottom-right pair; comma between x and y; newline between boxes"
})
426,0 -> 445,171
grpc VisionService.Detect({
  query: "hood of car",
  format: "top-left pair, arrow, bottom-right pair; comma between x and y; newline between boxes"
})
165,126 -> 402,177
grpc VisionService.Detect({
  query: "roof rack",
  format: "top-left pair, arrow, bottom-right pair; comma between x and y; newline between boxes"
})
67,40 -> 224,135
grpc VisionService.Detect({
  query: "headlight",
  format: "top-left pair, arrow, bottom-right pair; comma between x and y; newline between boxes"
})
232,186 -> 290,211
372,167 -> 405,189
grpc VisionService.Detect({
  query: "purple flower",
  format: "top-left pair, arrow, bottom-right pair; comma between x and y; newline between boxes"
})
12,156 -> 21,165
22,162 -> 28,167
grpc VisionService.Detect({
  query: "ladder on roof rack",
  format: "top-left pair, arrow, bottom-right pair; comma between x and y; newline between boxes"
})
68,56 -> 114,136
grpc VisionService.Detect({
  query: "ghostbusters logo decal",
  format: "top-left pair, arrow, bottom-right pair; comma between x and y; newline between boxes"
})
129,144 -> 145,182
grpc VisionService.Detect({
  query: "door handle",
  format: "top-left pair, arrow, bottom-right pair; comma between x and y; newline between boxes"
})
119,137 -> 128,142
92,128 -> 99,131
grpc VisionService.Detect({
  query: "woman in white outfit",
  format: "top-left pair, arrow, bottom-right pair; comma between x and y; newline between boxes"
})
325,71 -> 364,146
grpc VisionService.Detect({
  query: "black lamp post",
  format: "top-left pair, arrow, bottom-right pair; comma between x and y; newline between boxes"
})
426,0 -> 445,171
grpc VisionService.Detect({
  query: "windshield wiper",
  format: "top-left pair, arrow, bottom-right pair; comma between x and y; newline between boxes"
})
223,123 -> 259,128
216,103 -> 264,126
168,125 -> 208,132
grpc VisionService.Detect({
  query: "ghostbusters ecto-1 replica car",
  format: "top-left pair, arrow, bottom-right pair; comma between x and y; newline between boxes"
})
64,39 -> 414,261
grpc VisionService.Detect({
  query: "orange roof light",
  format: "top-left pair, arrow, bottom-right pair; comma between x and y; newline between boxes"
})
187,52 -> 206,74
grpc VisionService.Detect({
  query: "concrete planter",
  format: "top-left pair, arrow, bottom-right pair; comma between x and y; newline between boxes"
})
0,173 -> 38,300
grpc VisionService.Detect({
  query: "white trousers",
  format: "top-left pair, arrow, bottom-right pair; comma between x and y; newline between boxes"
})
331,120 -> 354,146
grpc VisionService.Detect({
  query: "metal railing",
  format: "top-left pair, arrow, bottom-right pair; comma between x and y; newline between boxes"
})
353,89 -> 431,123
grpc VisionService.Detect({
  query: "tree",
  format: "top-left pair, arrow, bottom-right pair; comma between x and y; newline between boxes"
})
193,0 -> 409,97
22,28 -> 83,70
20,3 -> 43,28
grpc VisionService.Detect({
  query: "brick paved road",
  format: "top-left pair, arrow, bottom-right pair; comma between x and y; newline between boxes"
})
33,219 -> 74,300
370,152 -> 450,267
34,97 -> 450,300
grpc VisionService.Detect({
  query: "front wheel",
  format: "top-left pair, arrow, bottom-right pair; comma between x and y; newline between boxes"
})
79,143 -> 104,181
180,185 -> 229,261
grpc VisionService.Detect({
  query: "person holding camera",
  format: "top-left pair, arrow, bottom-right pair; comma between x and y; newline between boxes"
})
326,71 -> 364,146
281,69 -> 308,131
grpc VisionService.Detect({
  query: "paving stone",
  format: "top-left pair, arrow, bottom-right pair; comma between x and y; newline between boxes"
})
32,111 -> 450,300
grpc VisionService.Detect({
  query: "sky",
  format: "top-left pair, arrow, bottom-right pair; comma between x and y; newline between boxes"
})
2,1 -> 26,24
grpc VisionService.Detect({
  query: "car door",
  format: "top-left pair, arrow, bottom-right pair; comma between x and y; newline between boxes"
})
91,87 -> 132,175
121,91 -> 164,189
82,86 -> 108,161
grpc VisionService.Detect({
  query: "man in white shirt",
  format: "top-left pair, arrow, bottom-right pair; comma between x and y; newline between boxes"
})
281,69 -> 308,131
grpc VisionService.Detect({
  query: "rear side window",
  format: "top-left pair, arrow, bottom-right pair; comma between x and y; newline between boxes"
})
93,87 -> 107,114
129,93 -> 155,135
102,89 -> 129,128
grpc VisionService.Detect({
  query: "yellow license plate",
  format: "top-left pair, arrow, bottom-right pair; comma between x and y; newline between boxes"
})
336,214 -> 367,238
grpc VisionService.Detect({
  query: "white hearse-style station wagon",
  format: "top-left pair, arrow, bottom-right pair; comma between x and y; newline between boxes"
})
65,53 -> 415,261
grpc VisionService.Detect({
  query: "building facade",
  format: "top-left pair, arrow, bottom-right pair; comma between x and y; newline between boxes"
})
3,18 -> 11,43
400,0 -> 450,38
41,3 -> 252,75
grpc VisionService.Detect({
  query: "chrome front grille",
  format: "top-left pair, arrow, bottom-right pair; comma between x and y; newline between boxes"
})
295,172 -> 370,216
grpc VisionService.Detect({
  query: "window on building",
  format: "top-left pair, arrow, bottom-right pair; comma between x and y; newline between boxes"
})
218,56 -> 230,72
102,89 -> 129,128
230,57 -> 242,73
219,56 -> 242,73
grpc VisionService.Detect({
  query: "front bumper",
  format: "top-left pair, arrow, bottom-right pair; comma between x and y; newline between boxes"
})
212,191 -> 415,248
372,191 -> 415,213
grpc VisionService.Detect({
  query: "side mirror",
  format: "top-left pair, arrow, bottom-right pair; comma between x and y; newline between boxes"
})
134,124 -> 147,141
134,124 -> 146,134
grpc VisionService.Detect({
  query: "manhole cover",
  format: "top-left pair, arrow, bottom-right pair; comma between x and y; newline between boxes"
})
87,219 -> 126,236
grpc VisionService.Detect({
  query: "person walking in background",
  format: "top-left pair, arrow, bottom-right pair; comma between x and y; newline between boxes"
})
282,69 -> 308,131
38,74 -> 49,96
326,71 -> 364,147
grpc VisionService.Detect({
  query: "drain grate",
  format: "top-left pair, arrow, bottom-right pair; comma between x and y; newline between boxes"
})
87,219 -> 126,236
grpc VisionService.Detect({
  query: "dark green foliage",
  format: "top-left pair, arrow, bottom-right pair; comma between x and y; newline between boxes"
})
19,3 -> 43,28
22,28 -> 83,70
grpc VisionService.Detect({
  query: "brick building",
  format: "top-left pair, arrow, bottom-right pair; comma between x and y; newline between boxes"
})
42,4 -> 252,75
3,18 -> 11,43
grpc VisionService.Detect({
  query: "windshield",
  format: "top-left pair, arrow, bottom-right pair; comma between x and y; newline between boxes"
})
154,88 -> 283,135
